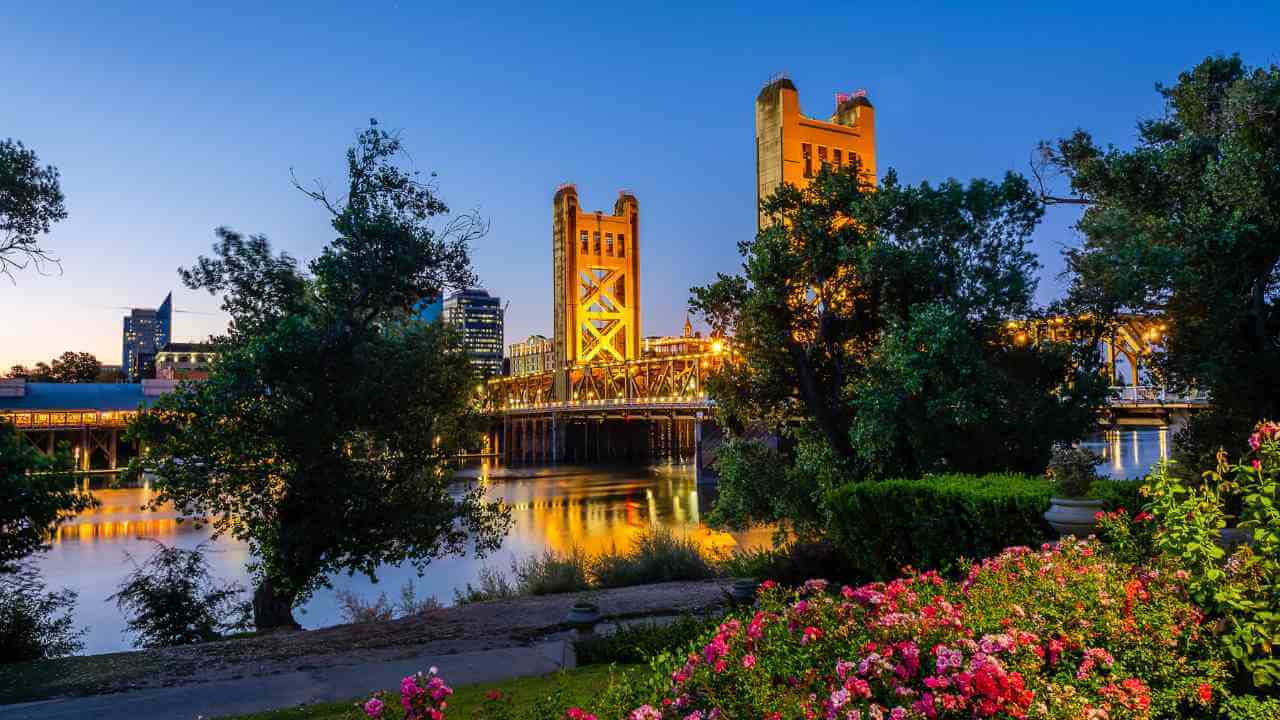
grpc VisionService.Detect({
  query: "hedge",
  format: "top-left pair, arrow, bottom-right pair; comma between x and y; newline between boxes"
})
827,473 -> 1054,579
827,472 -> 1145,580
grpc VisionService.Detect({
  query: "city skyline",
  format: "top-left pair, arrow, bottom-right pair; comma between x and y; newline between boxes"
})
2,2 -> 1276,368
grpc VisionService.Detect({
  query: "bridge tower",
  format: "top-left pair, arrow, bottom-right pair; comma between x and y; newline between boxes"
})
552,186 -> 642,381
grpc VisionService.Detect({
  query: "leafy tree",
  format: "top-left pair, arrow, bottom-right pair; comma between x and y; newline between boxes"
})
7,353 -> 100,383
0,423 -> 95,573
692,165 -> 1108,528
129,121 -> 509,629
0,561 -> 82,663
110,541 -> 249,648
1041,54 -> 1280,466
0,139 -> 66,282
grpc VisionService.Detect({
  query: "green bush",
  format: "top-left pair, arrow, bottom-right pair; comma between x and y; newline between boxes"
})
590,528 -> 716,588
826,473 -> 1053,579
573,613 -> 719,666
110,541 -> 250,648
1088,477 -> 1144,511
1221,696 -> 1280,720
513,548 -> 590,596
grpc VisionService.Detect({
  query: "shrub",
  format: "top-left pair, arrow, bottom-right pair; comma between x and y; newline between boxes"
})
1046,443 -> 1102,497
573,614 -> 720,666
110,541 -> 250,648
826,473 -> 1053,579
513,548 -> 590,596
590,528 -> 715,588
336,581 -> 441,624
1222,695 -> 1280,720
358,667 -> 452,719
0,562 -> 82,663
1088,476 -> 1144,511
452,565 -> 516,605
593,540 -> 1230,720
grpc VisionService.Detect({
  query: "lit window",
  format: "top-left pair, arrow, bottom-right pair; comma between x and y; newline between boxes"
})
593,232 -> 601,254
802,143 -> 812,178
617,233 -> 625,257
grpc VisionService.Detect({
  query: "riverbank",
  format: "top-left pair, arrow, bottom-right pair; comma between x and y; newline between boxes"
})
0,579 -> 732,707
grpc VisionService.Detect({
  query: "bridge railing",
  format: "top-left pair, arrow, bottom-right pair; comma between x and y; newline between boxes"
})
1108,385 -> 1210,405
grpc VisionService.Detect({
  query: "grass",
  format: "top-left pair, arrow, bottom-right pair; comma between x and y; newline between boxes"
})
573,614 -> 720,666
217,664 -> 625,719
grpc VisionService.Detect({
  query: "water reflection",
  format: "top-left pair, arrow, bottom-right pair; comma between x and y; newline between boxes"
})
1081,425 -> 1169,480
35,464 -> 769,656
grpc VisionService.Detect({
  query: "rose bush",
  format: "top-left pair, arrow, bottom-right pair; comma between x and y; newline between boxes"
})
596,540 -> 1229,719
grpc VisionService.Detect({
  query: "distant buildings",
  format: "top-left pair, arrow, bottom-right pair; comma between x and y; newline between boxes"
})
444,289 -> 504,378
416,294 -> 443,323
121,293 -> 172,382
509,334 -> 554,376
155,342 -> 215,380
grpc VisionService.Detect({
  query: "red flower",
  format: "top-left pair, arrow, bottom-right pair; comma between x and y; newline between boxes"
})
1197,683 -> 1213,703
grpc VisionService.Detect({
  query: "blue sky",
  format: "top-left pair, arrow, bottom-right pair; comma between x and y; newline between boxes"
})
2,2 -> 1276,368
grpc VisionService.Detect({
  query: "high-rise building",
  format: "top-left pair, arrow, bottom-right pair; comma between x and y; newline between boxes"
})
551,186 -> 641,372
444,289 -> 504,377
122,292 -> 172,382
754,77 -> 877,228
416,293 -> 443,323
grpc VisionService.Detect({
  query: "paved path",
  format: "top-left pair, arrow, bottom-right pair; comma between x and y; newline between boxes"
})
0,640 -> 573,720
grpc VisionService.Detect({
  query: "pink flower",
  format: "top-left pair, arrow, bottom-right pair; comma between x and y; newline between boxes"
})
742,653 -> 756,669
363,698 -> 384,718
630,705 -> 663,720
1252,459 -> 1262,471
801,626 -> 822,645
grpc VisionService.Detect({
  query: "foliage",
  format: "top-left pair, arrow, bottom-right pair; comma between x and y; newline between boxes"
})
452,565 -> 517,605
590,528 -> 716,589
5,352 -> 102,383
109,541 -> 250,648
1087,477 -> 1145,513
592,541 -> 1229,720
691,164 -> 1108,527
335,582 -> 441,624
513,548 -> 590,596
1046,444 -> 1103,498
1134,421 -> 1280,689
1221,695 -> 1280,720
127,121 -> 508,629
0,562 -> 82,664
0,138 -> 65,281
0,422 -> 95,573
827,473 -> 1055,579
1044,55 -> 1280,466
573,614 -> 721,667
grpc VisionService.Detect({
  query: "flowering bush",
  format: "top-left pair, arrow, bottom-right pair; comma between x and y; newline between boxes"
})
1131,421 -> 1280,689
599,540 -> 1228,719
359,667 -> 452,719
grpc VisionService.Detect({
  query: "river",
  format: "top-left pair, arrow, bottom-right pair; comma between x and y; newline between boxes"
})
35,463 -> 771,656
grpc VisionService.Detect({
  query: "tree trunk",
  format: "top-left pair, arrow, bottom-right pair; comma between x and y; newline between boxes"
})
253,576 -> 300,630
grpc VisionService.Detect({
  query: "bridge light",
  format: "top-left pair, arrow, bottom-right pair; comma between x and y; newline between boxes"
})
711,340 -> 723,354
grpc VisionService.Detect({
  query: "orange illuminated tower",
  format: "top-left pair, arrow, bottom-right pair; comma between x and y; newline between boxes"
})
552,186 -> 642,370
755,77 -> 877,228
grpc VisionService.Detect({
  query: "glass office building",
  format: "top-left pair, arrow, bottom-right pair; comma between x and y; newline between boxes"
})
443,289 -> 503,377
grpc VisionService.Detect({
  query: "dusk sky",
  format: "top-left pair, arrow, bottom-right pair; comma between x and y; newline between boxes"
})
2,2 -> 1276,369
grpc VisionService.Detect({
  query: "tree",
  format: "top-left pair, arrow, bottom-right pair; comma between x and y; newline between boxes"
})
0,423 -> 95,573
0,139 -> 66,282
1042,55 -> 1280,465
111,541 -> 250,648
7,353 -> 101,383
129,121 -> 509,629
692,165 -> 1108,529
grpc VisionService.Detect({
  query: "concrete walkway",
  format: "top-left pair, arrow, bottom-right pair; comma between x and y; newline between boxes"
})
0,640 -> 573,720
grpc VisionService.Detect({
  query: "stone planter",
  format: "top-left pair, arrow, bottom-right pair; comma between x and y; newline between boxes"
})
730,578 -> 759,603
566,602 -> 601,627
1044,497 -> 1105,537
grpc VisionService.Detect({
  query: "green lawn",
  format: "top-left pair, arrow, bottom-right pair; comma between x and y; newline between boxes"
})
219,664 -> 627,719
